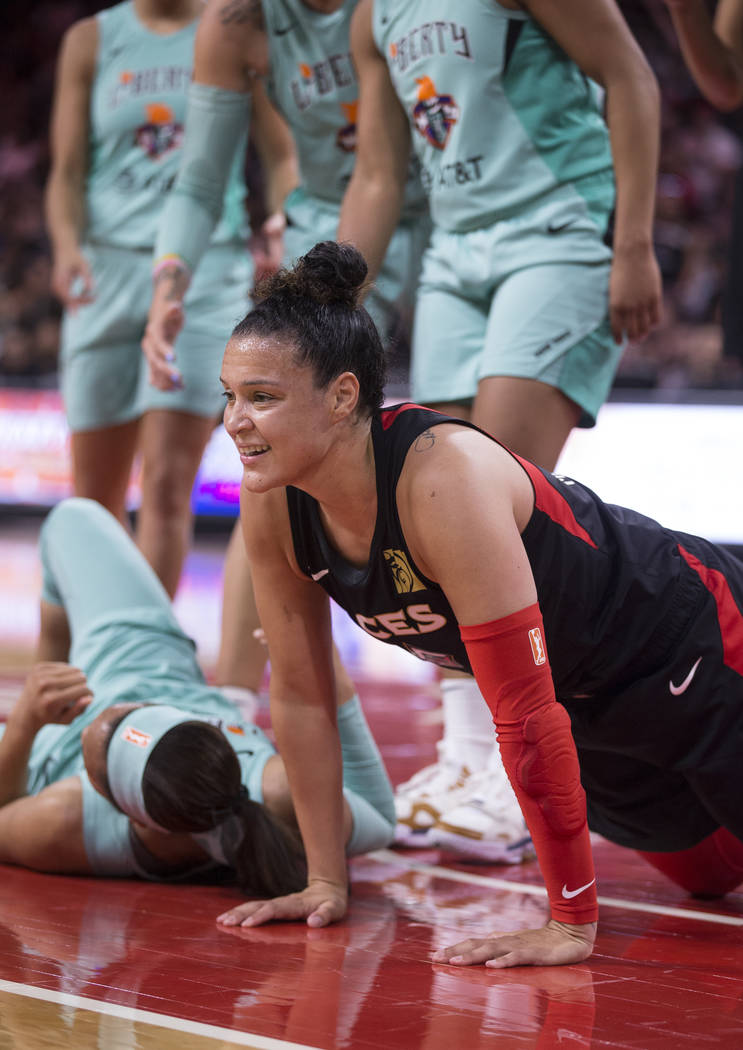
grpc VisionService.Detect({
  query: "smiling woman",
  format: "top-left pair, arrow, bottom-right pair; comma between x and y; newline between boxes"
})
217,240 -> 743,970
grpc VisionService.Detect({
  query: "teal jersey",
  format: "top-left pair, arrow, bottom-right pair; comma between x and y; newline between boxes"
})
264,0 -> 426,218
86,1 -> 246,248
373,0 -> 615,233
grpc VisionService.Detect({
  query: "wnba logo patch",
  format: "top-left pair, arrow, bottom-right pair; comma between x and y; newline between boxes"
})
122,725 -> 151,748
383,548 -> 425,594
529,627 -> 546,666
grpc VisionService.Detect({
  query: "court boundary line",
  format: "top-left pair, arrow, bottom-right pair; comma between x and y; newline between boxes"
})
0,979 -> 321,1050
366,849 -> 743,927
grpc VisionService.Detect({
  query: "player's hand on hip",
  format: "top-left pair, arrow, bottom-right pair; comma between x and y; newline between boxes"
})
13,663 -> 93,735
609,243 -> 662,345
217,878 -> 348,930
432,919 -> 597,969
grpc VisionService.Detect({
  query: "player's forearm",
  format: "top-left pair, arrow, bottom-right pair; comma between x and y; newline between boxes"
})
668,1 -> 743,111
45,170 -> 86,255
337,169 -> 405,284
151,261 -> 192,305
605,63 -> 660,254
153,81 -> 251,274
0,716 -> 36,805
271,694 -> 348,888
262,153 -> 299,218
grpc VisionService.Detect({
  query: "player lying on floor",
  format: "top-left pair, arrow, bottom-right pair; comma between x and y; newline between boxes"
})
0,497 -> 394,890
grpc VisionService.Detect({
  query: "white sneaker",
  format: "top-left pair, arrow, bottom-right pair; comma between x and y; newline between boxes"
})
431,764 -> 534,864
394,744 -> 473,847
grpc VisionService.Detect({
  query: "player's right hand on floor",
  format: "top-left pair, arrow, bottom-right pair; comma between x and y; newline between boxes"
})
432,919 -> 597,969
217,879 -> 348,930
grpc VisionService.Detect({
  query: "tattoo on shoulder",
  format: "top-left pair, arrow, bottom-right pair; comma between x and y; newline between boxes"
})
413,430 -> 436,453
218,0 -> 265,29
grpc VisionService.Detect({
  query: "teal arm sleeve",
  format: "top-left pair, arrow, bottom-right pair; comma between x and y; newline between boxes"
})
154,82 -> 251,273
338,694 -> 396,855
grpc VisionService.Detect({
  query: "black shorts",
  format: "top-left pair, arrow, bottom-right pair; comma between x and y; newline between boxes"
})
562,536 -> 743,852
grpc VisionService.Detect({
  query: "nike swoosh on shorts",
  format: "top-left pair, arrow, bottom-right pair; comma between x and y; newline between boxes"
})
669,656 -> 702,696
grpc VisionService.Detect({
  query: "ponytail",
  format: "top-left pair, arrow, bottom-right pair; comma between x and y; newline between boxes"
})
222,794 -> 307,898
142,719 -> 308,896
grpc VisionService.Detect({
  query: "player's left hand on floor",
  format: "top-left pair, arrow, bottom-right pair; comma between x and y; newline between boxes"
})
432,919 -> 597,969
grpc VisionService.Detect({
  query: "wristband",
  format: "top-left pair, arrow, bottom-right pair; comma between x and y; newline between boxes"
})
152,254 -> 191,282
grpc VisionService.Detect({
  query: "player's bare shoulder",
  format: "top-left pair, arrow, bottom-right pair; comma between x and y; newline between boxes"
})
197,0 -> 269,84
216,0 -> 265,31
398,422 -> 533,534
58,15 -> 99,82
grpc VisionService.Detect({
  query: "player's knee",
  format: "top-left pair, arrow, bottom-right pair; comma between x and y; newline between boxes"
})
516,703 -> 586,838
42,496 -> 103,541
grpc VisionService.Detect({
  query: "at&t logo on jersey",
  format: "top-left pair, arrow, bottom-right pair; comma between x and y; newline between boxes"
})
529,627 -> 546,666
383,548 -> 425,593
412,76 -> 459,150
135,102 -> 182,159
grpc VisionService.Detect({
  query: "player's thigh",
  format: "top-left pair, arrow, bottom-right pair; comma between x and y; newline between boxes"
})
138,408 -> 215,505
472,375 -> 580,469
69,421 -> 139,515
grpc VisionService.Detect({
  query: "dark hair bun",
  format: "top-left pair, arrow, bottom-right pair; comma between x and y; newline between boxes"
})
255,241 -> 368,307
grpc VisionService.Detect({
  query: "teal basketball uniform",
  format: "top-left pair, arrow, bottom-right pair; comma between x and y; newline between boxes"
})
263,0 -> 430,342
373,0 -> 622,422
4,498 -> 393,876
60,1 -> 251,430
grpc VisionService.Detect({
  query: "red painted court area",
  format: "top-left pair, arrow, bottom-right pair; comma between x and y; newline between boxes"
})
0,521 -> 742,1049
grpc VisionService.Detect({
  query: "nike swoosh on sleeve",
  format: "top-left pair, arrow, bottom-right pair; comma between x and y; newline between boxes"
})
561,878 -> 596,899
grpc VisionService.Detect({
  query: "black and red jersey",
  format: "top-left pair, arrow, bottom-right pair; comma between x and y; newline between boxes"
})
287,404 -> 743,854
288,403 -> 709,695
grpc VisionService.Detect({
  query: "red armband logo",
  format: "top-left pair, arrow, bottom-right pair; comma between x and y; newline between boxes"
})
529,627 -> 546,666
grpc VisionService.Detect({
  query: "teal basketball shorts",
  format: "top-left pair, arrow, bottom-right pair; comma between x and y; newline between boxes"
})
411,193 -> 623,426
60,241 -> 252,432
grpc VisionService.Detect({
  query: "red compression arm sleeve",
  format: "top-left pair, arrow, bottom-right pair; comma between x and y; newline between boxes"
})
461,603 -> 598,924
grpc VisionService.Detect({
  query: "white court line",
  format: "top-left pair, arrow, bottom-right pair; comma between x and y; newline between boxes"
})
0,979 -> 321,1050
368,849 -> 743,928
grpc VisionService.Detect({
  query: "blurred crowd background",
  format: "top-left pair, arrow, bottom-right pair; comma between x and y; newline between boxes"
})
2,0 -> 743,393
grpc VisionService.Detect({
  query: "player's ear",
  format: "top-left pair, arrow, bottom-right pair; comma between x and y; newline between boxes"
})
330,371 -> 360,420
